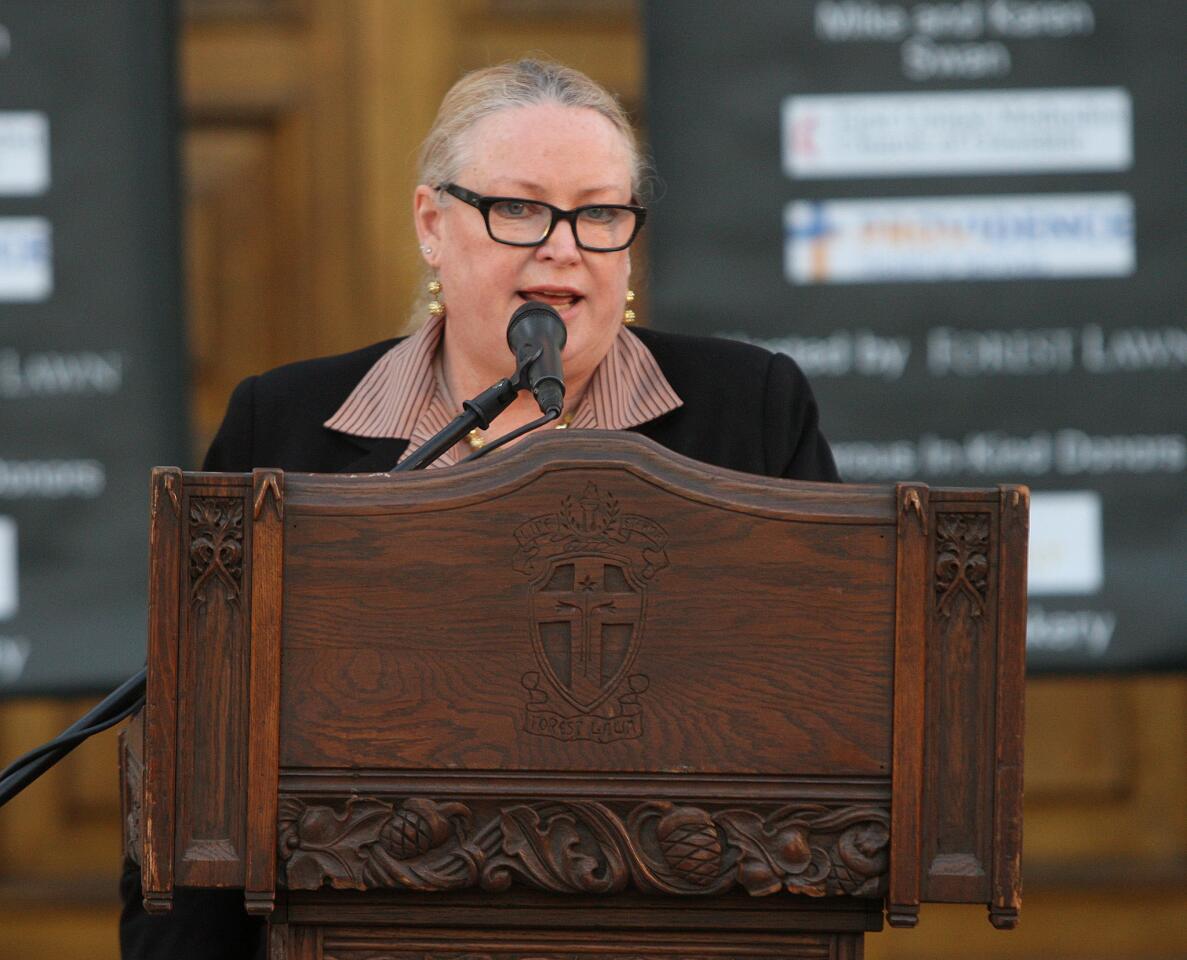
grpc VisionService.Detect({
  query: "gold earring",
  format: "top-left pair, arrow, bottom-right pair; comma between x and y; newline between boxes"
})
623,288 -> 636,325
428,279 -> 445,318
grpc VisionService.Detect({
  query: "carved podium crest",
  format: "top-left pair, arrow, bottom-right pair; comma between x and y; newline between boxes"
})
513,484 -> 668,743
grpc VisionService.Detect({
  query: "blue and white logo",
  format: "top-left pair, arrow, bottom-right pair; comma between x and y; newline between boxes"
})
786,193 -> 1135,284
0,217 -> 52,301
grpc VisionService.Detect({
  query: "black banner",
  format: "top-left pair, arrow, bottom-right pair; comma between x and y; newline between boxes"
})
644,0 -> 1185,672
0,2 -> 184,693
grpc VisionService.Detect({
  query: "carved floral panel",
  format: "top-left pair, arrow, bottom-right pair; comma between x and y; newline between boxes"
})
278,796 -> 889,899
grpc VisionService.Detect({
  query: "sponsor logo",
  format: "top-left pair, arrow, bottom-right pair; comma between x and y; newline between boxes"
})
1028,491 -> 1102,596
0,516 -> 16,620
0,112 -> 50,195
786,193 -> 1134,284
784,88 -> 1131,179
0,217 -> 52,301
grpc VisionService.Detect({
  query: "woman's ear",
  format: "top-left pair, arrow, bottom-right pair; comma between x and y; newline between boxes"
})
413,185 -> 442,267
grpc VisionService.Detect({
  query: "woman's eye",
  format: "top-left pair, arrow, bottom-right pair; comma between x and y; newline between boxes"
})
493,200 -> 537,219
582,207 -> 620,224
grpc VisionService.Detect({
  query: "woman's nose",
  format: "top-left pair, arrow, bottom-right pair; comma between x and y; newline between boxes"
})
537,218 -> 582,263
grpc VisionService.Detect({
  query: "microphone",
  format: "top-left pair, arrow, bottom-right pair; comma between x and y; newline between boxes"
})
507,300 -> 567,417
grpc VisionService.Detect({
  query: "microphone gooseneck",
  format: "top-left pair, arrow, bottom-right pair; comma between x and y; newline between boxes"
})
507,300 -> 567,416
393,300 -> 567,471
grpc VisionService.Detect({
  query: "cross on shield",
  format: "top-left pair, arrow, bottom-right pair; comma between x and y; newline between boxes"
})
530,555 -> 644,712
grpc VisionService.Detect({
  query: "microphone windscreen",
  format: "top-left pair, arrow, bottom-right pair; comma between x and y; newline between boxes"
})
506,301 -> 567,416
506,300 -> 567,354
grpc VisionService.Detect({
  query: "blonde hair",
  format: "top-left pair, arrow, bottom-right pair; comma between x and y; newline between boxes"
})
418,58 -> 646,199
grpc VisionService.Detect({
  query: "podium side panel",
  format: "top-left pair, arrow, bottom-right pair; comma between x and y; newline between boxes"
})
144,467 -> 182,911
922,493 -> 998,903
887,484 -> 928,927
174,477 -> 251,887
246,469 -> 285,914
119,711 -> 144,868
990,486 -> 1028,929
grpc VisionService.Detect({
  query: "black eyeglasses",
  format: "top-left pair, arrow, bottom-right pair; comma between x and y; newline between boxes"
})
438,183 -> 646,252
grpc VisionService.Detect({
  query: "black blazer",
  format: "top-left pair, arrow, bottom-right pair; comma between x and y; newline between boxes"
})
199,327 -> 840,480
119,327 -> 839,960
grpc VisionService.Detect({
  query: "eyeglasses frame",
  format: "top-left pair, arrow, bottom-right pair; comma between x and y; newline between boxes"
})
437,182 -> 647,252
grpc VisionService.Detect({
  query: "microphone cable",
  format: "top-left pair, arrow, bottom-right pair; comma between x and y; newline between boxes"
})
460,408 -> 561,465
0,667 -> 146,807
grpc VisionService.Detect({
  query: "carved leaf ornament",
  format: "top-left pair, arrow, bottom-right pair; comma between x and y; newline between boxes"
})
934,512 -> 990,618
278,797 -> 889,898
188,498 -> 244,606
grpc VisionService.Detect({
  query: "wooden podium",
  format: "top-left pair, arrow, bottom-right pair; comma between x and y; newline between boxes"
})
121,432 -> 1027,959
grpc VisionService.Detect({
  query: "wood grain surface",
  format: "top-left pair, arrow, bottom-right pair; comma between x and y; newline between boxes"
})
279,468 -> 896,775
134,431 -> 1027,956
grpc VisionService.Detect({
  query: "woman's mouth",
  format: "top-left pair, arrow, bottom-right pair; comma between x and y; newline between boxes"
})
518,288 -> 582,309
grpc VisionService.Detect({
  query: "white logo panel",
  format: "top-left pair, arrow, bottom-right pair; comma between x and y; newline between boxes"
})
0,517 -> 16,620
0,112 -> 50,195
1028,491 -> 1103,596
784,88 -> 1132,179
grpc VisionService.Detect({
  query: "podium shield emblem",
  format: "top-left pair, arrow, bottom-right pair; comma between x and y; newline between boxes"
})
530,555 -> 645,713
513,484 -> 669,743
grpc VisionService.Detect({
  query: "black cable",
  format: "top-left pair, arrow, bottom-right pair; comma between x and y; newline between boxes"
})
393,376 -> 520,472
0,666 -> 146,808
460,409 -> 559,465
0,695 -> 145,786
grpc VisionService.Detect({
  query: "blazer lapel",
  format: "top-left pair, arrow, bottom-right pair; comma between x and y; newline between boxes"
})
331,434 -> 410,473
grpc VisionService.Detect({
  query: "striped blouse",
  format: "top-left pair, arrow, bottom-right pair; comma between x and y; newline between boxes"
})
323,313 -> 684,467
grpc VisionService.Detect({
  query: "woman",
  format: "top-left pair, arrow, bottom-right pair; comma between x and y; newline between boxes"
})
121,58 -> 838,960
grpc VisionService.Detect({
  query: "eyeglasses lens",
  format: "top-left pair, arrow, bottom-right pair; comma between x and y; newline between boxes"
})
487,200 -> 637,250
488,200 -> 552,243
575,207 -> 636,250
